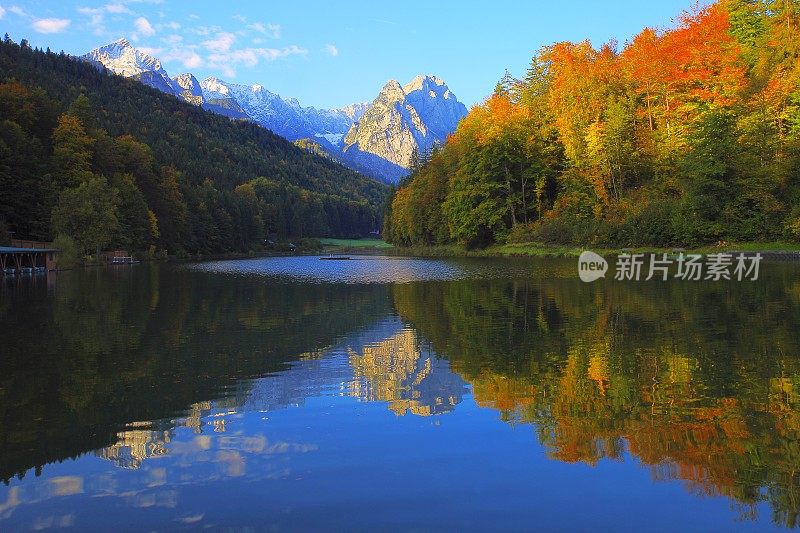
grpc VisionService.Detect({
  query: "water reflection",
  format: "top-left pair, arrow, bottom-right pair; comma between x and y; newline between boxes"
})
1,257 -> 800,529
391,273 -> 800,527
349,328 -> 466,416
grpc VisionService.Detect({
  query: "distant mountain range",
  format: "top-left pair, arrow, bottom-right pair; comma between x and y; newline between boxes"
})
82,39 -> 468,183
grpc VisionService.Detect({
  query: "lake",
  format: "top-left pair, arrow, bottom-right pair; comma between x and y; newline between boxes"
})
1,255 -> 799,531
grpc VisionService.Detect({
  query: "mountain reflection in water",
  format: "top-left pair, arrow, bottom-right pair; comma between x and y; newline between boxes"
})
1,256 -> 800,530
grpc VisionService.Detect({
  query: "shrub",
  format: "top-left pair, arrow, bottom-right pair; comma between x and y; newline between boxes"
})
619,203 -> 675,246
52,234 -> 81,269
536,218 -> 575,245
670,205 -> 719,248
506,223 -> 539,244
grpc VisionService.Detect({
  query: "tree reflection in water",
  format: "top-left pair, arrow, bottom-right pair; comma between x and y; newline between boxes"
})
1,259 -> 800,527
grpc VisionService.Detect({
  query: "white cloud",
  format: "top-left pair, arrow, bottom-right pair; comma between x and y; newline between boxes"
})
104,3 -> 131,14
218,64 -> 235,78
161,46 -> 203,69
232,14 -> 246,23
32,18 -> 71,34
245,22 -> 281,39
324,44 -> 338,57
183,52 -> 202,68
77,7 -> 105,34
9,6 -> 26,16
189,25 -> 220,37
134,16 -> 155,37
138,46 -> 162,56
0,6 -> 5,20
266,23 -> 280,39
202,31 -> 235,53
207,45 -> 307,76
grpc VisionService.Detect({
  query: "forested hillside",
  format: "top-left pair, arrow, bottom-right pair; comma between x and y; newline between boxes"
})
387,0 -> 800,248
0,37 -> 388,255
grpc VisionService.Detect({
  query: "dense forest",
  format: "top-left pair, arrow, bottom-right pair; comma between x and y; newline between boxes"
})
387,0 -> 800,248
0,37 -> 388,256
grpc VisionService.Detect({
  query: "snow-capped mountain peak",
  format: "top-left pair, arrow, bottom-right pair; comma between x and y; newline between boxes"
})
83,38 -> 164,77
82,39 -> 181,97
81,39 -> 468,183
200,76 -> 230,98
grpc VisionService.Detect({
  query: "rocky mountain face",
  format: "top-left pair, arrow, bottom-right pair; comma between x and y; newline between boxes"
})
82,39 -> 468,183
343,76 -> 467,171
83,38 -> 181,95
172,73 -> 204,106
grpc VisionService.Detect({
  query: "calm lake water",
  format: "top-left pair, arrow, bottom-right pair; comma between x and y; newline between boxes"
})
2,255 -> 800,531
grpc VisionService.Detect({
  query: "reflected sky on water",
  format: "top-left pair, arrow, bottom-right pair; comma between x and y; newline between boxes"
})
2,256 -> 800,530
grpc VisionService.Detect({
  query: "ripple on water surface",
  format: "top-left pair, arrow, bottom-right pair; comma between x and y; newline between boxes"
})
186,255 -> 559,284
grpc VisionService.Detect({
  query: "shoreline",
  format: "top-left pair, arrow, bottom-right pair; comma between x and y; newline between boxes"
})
46,240 -> 800,271
325,241 -> 800,259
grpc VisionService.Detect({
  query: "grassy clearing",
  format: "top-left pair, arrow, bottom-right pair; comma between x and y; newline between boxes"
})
388,241 -> 800,258
319,238 -> 393,249
389,243 -> 599,258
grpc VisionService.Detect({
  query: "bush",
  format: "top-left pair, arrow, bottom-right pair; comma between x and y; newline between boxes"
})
572,218 -> 616,246
612,202 -> 676,247
670,204 -> 719,248
52,234 -> 81,269
535,218 -> 575,245
506,223 -> 539,244
786,216 -> 800,242
298,238 -> 322,251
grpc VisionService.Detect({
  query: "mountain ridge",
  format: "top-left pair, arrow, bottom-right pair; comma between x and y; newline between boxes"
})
0,37 -> 388,252
81,39 -> 468,183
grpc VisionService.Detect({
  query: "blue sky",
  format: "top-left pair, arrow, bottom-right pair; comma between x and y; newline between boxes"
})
1,0 -> 706,109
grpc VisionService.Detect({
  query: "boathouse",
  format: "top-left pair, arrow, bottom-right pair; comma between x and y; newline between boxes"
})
0,243 -> 59,272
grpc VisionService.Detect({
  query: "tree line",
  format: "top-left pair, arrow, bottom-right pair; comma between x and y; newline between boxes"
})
387,0 -> 800,248
0,37 -> 388,256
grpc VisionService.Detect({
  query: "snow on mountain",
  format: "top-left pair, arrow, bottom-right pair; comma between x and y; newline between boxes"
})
201,78 -> 317,140
198,78 -> 363,143
82,38 -> 181,96
173,73 -> 204,105
339,102 -> 370,122
82,40 -> 468,183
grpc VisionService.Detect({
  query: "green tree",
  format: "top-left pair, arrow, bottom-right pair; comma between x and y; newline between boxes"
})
111,173 -> 156,251
682,111 -> 738,223
51,234 -> 80,268
51,176 -> 120,255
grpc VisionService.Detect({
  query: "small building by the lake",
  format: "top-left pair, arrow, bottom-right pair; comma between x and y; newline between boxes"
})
1,240 -> 59,272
